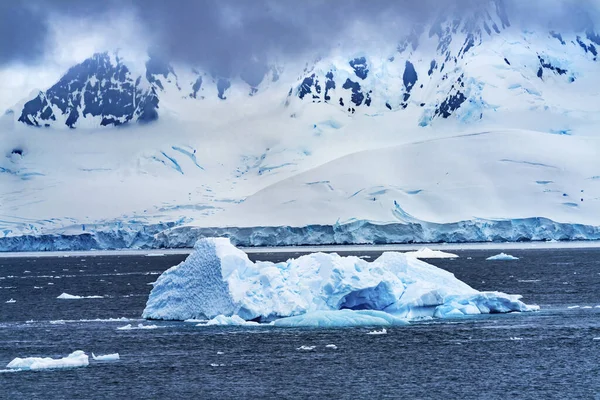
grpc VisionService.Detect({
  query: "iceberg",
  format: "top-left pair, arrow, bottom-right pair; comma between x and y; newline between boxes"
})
5,298 -> 16,303
405,248 -> 459,259
143,238 -> 538,326
57,293 -> 103,299
6,351 -> 89,371
486,253 -> 519,261
92,353 -> 120,361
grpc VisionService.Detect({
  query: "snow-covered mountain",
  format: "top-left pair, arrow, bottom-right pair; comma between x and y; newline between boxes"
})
2,0 -> 600,250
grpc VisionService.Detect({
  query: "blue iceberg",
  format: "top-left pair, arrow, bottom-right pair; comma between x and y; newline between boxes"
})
142,238 -> 538,326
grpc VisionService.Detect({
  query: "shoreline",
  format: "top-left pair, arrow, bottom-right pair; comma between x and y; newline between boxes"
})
1,240 -> 599,258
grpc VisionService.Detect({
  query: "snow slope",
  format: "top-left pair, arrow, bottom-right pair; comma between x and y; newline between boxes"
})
1,1 -> 600,250
142,238 -> 538,324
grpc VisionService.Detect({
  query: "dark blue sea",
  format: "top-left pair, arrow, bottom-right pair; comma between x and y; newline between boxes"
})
1,248 -> 599,399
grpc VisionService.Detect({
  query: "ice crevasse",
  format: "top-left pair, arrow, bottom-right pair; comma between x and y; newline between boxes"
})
142,238 -> 539,326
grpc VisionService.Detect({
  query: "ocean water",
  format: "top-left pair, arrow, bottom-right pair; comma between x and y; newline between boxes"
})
1,249 -> 599,399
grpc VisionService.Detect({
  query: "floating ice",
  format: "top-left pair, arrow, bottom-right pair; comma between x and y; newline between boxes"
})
198,315 -> 260,327
582,306 -> 593,309
6,351 -> 89,371
143,238 -> 538,326
117,323 -> 159,330
5,298 -> 16,303
367,328 -> 387,335
405,248 -> 459,259
92,353 -> 120,361
509,337 -> 523,341
593,337 -> 600,341
146,253 -> 165,257
486,253 -> 519,261
210,363 -> 226,367
217,351 -> 224,355
57,293 -> 103,300
297,346 -> 316,351
272,310 -> 408,328
568,306 -> 580,309
325,344 -> 338,349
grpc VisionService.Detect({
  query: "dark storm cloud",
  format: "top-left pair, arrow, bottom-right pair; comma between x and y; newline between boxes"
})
1,0 -> 599,75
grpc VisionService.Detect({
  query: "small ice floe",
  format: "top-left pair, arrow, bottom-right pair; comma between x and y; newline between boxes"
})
325,344 -> 338,350
146,253 -> 165,257
210,363 -> 226,367
568,306 -> 580,309
467,257 -> 473,260
296,345 -> 316,351
5,298 -> 16,304
509,337 -> 523,341
197,315 -> 260,326
92,353 -> 120,361
366,328 -> 387,335
405,248 -> 459,259
595,305 -> 600,309
518,279 -> 541,283
593,337 -> 600,341
216,351 -> 224,355
486,253 -> 519,261
116,323 -> 159,330
49,320 -> 66,325
33,286 -> 43,289
6,351 -> 89,371
582,306 -> 593,309
57,293 -> 103,300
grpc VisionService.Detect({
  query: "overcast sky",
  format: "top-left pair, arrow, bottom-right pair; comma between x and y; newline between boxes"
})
0,0 -> 598,112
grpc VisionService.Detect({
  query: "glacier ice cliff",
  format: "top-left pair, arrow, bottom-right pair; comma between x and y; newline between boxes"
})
142,238 -> 538,325
2,217 -> 600,252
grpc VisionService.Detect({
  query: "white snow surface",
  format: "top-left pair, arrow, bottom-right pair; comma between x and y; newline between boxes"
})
142,238 -> 538,325
405,248 -> 459,259
92,353 -> 120,361
486,253 -> 520,261
6,351 -> 89,371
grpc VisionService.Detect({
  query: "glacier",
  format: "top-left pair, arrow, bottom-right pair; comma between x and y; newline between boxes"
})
2,217 -> 600,252
142,238 -> 538,326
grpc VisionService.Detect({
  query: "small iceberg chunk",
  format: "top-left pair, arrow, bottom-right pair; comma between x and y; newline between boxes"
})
197,315 -> 260,326
325,344 -> 337,349
486,253 -> 519,261
297,345 -> 316,351
5,298 -> 16,303
92,353 -> 120,361
57,293 -> 103,300
366,328 -> 387,335
117,323 -> 159,330
6,351 -> 88,371
509,337 -> 523,341
405,248 -> 459,259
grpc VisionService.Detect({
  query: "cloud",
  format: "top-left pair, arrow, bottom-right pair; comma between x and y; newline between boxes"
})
1,0 -> 600,75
